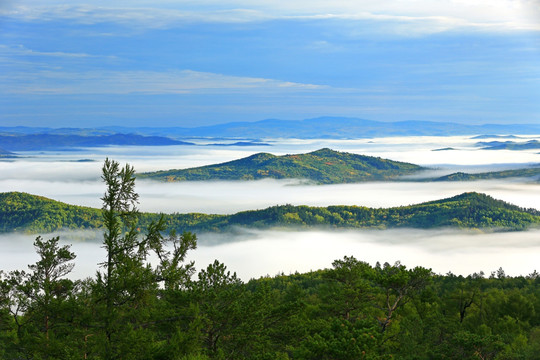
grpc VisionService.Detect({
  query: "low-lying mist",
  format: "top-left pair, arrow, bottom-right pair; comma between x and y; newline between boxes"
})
2,137 -> 539,213
1,228 -> 538,281
2,137 -> 539,281
1,175 -> 538,214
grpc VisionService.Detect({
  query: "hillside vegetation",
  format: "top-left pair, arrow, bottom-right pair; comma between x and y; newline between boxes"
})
0,192 -> 101,233
1,191 -> 538,234
433,167 -> 540,182
139,148 -> 425,184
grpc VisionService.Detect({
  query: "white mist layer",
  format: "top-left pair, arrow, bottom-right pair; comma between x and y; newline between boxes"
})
1,136 -> 539,280
190,228 -> 540,280
1,176 -> 538,214
1,136 -> 539,213
1,229 -> 539,281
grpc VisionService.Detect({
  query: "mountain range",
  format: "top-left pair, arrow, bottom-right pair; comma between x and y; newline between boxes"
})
1,118 -> 540,150
0,133 -> 193,151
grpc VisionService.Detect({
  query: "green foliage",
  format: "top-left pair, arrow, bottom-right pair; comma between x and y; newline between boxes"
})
434,167 -> 540,182
0,236 -> 79,359
0,191 -> 102,233
1,243 -> 540,359
90,158 -> 197,360
138,148 -> 425,184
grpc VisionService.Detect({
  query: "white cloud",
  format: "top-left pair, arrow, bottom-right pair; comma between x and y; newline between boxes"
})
0,5 -> 272,27
0,69 -> 327,95
2,138 -> 540,214
1,0 -> 539,33
2,229 -> 539,280
2,137 -> 539,280
0,44 -> 117,60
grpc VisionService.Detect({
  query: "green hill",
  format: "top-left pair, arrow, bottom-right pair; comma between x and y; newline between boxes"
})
433,167 -> 540,181
1,191 -> 538,234
0,192 -> 102,233
138,148 -> 425,184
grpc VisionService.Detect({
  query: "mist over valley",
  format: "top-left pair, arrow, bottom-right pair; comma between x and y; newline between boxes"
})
1,228 -> 539,281
1,136 -> 539,279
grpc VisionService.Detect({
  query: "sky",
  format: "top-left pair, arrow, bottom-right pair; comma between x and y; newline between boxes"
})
1,0 -> 540,127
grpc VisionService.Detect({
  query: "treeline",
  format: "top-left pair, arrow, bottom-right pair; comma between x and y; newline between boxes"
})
1,240 -> 539,359
2,191 -> 540,234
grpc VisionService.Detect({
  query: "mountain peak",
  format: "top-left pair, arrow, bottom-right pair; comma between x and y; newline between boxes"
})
140,148 -> 424,184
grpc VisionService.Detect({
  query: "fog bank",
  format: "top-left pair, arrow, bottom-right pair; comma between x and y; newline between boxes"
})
1,175 -> 538,214
1,228 -> 538,281
1,137 -> 540,213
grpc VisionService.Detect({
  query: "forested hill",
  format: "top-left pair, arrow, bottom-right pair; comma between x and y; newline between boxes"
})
139,148 -> 425,184
1,191 -> 539,234
433,167 -> 540,182
0,192 -> 101,233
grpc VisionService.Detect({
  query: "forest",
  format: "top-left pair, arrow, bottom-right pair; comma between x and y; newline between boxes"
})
432,168 -> 540,182
2,190 -> 539,234
138,148 -> 425,184
0,159 -> 539,359
139,147 -> 540,184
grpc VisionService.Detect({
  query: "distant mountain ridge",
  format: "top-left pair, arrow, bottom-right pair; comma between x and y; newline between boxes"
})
138,148 -> 425,184
0,147 -> 17,158
476,140 -> 540,150
96,117 -> 540,138
0,133 -> 193,151
1,191 -> 538,234
2,117 -> 540,141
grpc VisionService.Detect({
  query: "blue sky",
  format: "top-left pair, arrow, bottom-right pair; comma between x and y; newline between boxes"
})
1,0 -> 539,127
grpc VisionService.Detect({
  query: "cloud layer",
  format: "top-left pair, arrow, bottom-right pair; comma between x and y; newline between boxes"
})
2,0 -> 539,126
1,69 -> 326,95
2,0 -> 539,33
1,138 -> 539,280
1,228 -> 539,281
1,137 -> 539,213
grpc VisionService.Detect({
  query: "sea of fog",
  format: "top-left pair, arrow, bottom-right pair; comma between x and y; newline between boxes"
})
1,229 -> 539,280
1,136 -> 539,278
